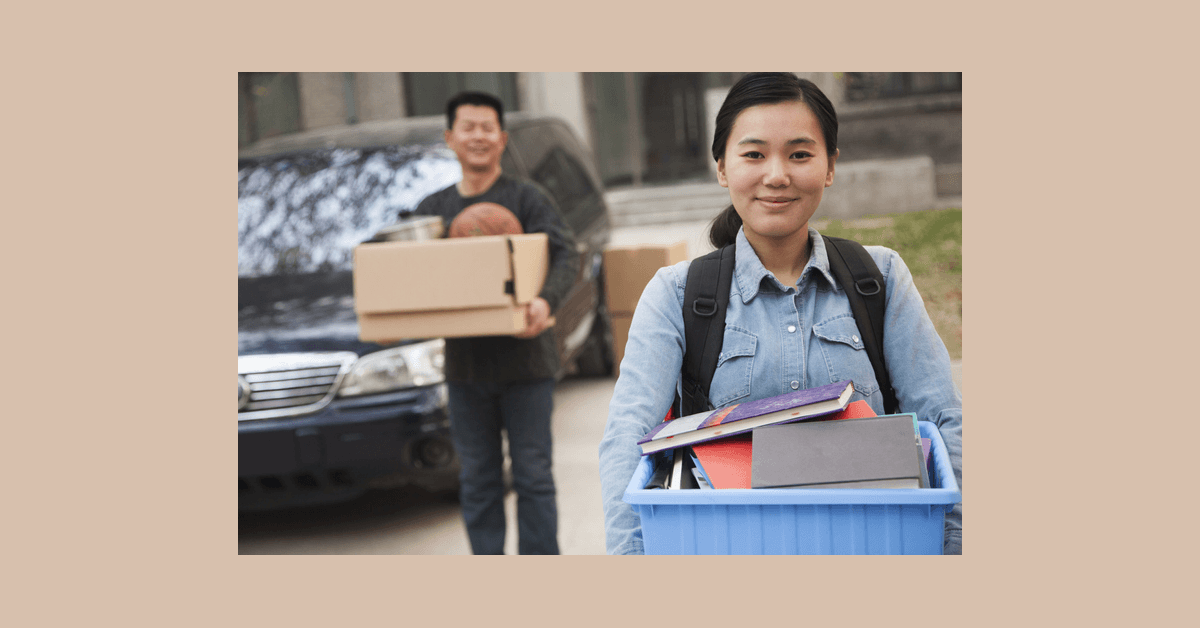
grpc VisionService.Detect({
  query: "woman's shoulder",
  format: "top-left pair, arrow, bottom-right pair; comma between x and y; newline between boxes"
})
859,244 -> 902,278
620,258 -> 689,313
654,259 -> 690,299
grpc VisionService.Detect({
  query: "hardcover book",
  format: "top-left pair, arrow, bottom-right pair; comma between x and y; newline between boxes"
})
750,413 -> 925,489
637,380 -> 855,455
669,447 -> 699,490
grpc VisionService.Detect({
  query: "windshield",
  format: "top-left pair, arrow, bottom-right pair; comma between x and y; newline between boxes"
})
238,143 -> 462,278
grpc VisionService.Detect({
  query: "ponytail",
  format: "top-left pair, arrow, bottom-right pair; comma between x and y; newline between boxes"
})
708,205 -> 742,249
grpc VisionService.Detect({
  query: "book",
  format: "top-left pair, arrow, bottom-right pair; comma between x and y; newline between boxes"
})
688,449 -> 712,486
920,437 -> 932,488
670,450 -> 683,489
689,456 -> 713,489
643,451 -> 672,489
691,434 -> 753,489
689,399 -> 878,489
750,413 -> 925,489
915,437 -> 930,489
637,380 -> 855,455
810,399 -> 879,423
668,447 -> 698,490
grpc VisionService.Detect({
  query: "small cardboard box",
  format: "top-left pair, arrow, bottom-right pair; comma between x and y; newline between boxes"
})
353,233 -> 549,342
602,241 -> 689,316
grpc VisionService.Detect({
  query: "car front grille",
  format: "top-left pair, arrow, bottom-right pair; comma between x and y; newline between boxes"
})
238,352 -> 358,421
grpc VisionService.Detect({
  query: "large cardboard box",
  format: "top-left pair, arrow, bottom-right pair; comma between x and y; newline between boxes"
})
603,241 -> 688,379
353,233 -> 549,342
602,241 -> 689,316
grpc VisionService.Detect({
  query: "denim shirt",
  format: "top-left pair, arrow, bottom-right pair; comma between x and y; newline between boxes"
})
598,227 -> 963,554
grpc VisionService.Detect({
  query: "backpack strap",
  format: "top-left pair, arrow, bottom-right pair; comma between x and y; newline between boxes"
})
822,235 -> 898,414
676,243 -> 737,418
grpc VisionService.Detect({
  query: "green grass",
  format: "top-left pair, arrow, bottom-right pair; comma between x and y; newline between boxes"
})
813,208 -> 962,360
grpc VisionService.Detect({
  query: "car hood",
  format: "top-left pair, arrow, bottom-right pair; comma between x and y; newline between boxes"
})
238,271 -> 384,357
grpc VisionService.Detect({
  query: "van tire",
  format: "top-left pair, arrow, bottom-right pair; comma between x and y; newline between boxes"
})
574,303 -> 614,377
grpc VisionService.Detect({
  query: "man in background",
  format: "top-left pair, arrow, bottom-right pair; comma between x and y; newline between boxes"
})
411,91 -> 577,554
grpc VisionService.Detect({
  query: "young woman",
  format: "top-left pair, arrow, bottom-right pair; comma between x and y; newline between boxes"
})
598,73 -> 962,554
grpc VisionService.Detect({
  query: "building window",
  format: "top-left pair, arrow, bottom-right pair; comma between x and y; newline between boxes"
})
238,73 -> 301,147
843,72 -> 961,102
402,73 -> 520,119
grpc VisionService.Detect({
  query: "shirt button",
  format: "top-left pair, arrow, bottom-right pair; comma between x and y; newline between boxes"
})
790,381 -> 799,390
787,325 -> 796,333
852,334 -> 860,343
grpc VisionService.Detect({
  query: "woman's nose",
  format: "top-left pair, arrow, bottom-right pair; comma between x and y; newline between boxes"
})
763,158 -> 789,186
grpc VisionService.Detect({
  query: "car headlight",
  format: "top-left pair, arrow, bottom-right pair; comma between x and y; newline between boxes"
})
338,339 -> 445,397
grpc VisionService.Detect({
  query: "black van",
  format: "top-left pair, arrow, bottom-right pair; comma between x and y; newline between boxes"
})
238,113 -> 614,510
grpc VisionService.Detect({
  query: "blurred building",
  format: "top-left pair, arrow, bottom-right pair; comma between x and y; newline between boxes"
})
238,72 -> 961,196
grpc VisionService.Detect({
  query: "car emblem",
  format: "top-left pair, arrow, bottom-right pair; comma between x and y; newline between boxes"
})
238,375 -> 251,410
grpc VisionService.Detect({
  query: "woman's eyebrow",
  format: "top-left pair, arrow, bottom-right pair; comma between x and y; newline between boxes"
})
735,137 -> 817,146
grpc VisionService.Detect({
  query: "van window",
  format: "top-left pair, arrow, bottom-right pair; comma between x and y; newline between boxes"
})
238,144 -> 461,278
529,146 -> 599,233
501,148 -> 521,177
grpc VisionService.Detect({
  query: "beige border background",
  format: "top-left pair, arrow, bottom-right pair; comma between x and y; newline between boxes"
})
12,0 -> 1191,624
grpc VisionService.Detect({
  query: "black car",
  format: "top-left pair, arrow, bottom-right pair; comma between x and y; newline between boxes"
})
238,113 -> 614,510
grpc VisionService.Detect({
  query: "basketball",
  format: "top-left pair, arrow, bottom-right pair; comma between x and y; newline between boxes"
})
448,202 -> 524,238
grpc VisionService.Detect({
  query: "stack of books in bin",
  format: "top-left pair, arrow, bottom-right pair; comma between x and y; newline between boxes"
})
637,380 -> 934,490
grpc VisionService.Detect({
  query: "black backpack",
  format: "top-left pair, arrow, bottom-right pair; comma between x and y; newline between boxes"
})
674,234 -> 897,419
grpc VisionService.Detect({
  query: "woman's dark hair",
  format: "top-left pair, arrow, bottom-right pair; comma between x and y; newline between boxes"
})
446,91 -> 505,130
708,72 -> 839,248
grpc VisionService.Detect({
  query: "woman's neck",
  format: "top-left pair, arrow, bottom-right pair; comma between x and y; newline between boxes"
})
744,225 -> 812,288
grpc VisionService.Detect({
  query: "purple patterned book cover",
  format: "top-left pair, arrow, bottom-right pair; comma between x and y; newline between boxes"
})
698,380 -> 852,429
637,380 -> 853,445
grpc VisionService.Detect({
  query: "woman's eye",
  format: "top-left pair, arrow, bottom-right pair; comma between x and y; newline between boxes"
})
791,152 -> 812,159
741,151 -> 764,159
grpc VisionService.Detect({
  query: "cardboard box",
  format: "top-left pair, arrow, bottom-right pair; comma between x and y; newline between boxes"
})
603,242 -> 687,378
602,241 -> 688,315
359,307 -> 528,341
611,313 -> 633,379
353,233 -> 549,342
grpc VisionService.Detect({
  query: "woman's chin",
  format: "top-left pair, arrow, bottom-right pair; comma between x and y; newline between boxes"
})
744,219 -> 810,241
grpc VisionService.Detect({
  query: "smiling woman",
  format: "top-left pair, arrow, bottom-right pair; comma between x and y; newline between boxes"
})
598,72 -> 963,556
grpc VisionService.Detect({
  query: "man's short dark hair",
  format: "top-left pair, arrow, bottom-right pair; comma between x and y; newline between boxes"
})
446,91 -> 505,130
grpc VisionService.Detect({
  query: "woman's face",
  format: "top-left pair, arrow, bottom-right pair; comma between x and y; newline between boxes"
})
717,101 -> 837,244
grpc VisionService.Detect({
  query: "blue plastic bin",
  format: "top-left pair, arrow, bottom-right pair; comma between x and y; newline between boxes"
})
623,421 -> 961,555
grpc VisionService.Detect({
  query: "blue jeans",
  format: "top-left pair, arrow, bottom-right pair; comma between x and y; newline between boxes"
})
447,378 -> 559,555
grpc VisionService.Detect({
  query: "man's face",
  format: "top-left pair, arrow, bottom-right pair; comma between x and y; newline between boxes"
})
445,104 -> 508,173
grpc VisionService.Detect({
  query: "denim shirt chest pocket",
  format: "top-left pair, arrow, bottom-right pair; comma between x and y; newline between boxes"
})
708,325 -> 757,408
812,315 -> 879,397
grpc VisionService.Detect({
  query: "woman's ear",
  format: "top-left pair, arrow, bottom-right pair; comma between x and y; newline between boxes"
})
825,148 -> 839,187
716,158 -> 729,188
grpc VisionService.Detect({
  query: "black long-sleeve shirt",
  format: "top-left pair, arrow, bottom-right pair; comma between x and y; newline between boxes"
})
412,174 -> 579,382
